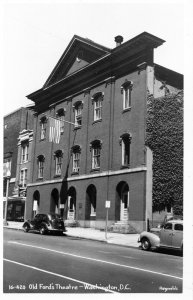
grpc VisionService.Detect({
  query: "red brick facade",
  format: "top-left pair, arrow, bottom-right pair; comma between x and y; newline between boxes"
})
26,33 -> 182,232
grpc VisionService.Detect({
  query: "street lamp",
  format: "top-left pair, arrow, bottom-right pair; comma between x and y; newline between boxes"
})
3,170 -> 11,226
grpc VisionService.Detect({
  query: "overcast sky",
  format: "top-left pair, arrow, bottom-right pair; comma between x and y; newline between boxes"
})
1,0 -> 189,116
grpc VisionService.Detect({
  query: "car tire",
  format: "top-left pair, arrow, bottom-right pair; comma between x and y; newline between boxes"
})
141,237 -> 151,251
23,224 -> 30,233
40,226 -> 47,235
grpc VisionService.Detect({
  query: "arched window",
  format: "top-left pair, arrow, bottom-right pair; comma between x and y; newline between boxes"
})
119,133 -> 132,167
91,92 -> 104,122
54,150 -> 63,176
121,80 -> 133,110
20,168 -> 27,187
39,116 -> 48,140
37,155 -> 45,178
73,101 -> 83,127
71,145 -> 81,173
56,108 -> 66,134
21,142 -> 29,163
90,140 -> 102,170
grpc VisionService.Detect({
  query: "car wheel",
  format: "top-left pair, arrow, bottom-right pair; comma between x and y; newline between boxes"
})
23,224 -> 30,233
141,237 -> 151,251
40,226 -> 46,235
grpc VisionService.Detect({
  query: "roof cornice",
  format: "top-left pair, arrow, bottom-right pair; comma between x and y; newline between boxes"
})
27,32 -> 165,104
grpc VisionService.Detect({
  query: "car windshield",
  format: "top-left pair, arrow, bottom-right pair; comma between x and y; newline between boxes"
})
48,214 -> 62,220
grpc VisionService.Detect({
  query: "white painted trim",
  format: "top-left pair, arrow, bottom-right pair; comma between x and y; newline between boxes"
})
27,167 -> 147,187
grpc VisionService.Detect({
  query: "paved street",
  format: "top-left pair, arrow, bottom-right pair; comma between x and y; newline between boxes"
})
4,228 -> 183,293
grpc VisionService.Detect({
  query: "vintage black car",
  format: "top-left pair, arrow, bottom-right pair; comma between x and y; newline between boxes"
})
23,213 -> 66,235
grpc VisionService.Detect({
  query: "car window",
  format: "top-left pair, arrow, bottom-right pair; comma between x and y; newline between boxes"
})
174,224 -> 183,231
49,214 -> 61,220
163,223 -> 172,230
34,214 -> 40,220
39,214 -> 44,221
42,215 -> 48,222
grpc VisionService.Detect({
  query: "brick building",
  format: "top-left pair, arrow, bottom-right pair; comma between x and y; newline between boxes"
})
3,106 -> 34,221
26,32 -> 183,232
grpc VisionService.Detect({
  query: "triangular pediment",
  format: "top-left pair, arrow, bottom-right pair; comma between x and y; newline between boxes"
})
43,35 -> 111,88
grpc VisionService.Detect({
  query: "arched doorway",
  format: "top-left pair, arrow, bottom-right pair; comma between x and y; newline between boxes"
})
67,187 -> 76,220
33,191 -> 40,217
116,182 -> 129,222
86,184 -> 97,220
50,188 -> 59,214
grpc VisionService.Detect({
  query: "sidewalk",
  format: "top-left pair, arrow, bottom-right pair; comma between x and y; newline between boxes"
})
3,221 -> 139,248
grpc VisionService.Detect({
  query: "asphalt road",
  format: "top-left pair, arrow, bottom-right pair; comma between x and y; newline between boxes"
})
3,228 -> 183,293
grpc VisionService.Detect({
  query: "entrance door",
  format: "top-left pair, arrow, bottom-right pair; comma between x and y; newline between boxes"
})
172,223 -> 183,248
67,196 -> 75,220
120,191 -> 129,221
160,223 -> 173,247
50,189 -> 59,215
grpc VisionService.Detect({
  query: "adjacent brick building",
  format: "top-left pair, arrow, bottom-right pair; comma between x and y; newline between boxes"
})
3,106 -> 34,221
26,32 -> 183,232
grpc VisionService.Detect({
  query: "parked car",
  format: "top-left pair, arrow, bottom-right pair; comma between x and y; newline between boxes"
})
23,213 -> 66,235
157,213 -> 183,229
138,220 -> 183,253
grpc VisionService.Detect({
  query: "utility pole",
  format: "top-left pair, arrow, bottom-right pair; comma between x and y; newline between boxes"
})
105,201 -> 111,240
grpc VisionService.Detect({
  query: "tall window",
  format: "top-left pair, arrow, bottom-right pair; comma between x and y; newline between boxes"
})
54,150 -> 63,176
56,108 -> 66,134
92,92 -> 104,122
37,155 -> 45,178
40,117 -> 47,140
90,140 -> 102,170
71,145 -> 81,173
21,144 -> 29,163
121,80 -> 133,110
20,169 -> 27,187
73,101 -> 83,127
120,134 -> 131,167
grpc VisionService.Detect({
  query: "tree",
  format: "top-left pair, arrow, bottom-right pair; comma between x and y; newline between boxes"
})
146,91 -> 183,215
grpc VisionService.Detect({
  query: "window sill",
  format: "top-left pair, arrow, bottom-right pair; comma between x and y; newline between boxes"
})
71,171 -> 79,176
90,168 -> 100,173
92,119 -> 102,125
36,177 -> 43,181
54,174 -> 61,178
122,107 -> 131,113
120,165 -> 130,169
74,125 -> 82,131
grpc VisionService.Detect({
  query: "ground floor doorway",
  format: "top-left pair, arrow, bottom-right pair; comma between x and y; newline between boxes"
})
116,181 -> 129,222
67,187 -> 76,220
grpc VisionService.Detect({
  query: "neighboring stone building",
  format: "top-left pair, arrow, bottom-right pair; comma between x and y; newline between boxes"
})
26,32 -> 183,232
3,106 -> 34,221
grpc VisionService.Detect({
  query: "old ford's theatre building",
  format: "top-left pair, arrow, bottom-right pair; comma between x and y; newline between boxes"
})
26,32 -> 178,232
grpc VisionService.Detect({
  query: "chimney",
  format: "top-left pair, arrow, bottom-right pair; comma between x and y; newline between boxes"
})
114,35 -> 123,47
